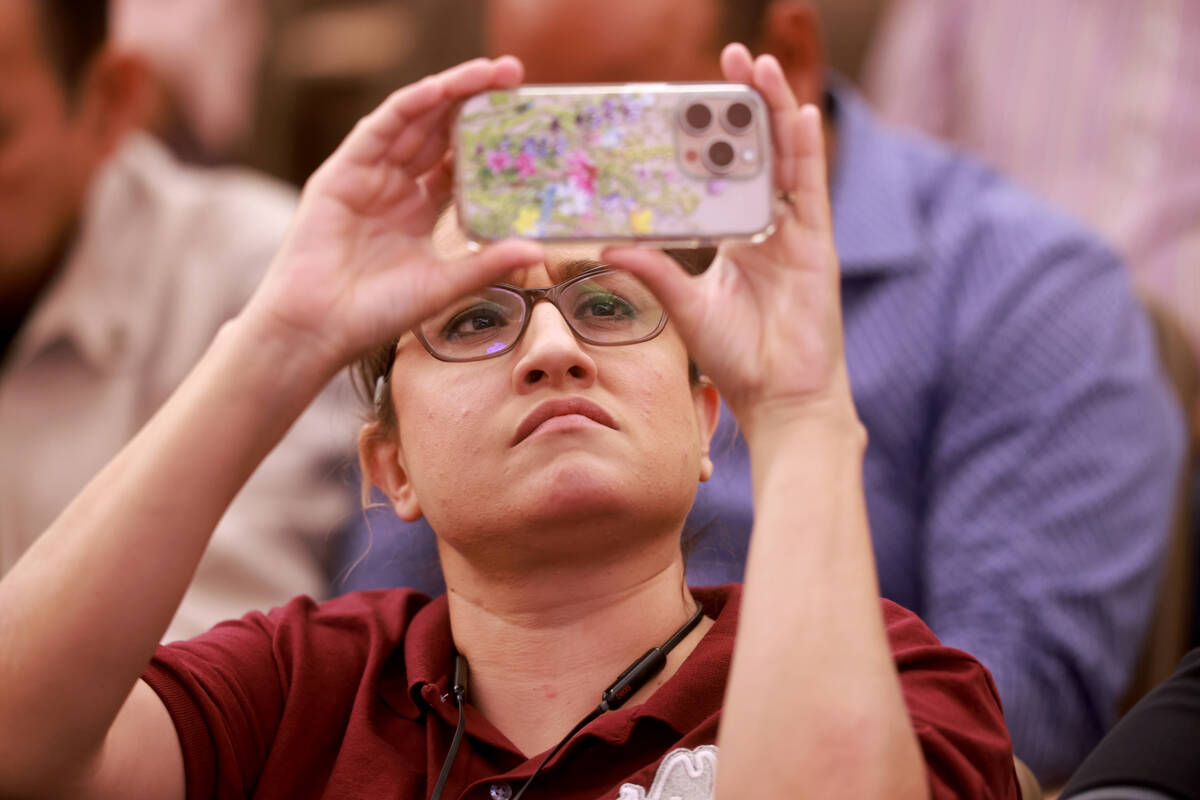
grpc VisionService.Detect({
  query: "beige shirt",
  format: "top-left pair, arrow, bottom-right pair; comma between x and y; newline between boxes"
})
0,133 -> 358,640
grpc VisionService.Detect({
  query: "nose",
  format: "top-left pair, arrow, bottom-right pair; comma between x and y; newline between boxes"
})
511,300 -> 597,391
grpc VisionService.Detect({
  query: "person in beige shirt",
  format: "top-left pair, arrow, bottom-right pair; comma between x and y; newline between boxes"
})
0,0 -> 356,640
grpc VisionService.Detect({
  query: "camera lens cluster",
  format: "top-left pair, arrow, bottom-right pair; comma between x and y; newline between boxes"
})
681,100 -> 756,174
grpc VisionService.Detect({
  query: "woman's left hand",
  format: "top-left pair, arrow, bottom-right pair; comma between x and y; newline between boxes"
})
603,44 -> 855,439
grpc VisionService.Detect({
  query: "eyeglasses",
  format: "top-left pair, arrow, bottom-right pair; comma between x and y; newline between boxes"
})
412,266 -> 669,363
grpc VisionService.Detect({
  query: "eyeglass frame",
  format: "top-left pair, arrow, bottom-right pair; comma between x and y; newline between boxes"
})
377,266 -> 670,392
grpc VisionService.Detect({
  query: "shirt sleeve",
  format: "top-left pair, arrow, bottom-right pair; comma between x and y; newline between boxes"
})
142,607 -> 291,799
921,224 -> 1186,781
884,600 -> 1020,799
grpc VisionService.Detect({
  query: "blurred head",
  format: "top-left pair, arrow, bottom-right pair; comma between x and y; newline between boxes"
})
484,0 -> 824,105
357,214 -> 720,576
0,0 -> 151,296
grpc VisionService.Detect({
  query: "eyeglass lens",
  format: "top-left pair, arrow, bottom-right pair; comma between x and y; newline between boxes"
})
418,271 -> 665,361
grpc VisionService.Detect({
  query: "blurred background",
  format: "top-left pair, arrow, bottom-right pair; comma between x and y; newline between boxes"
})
133,0 -> 1198,438
122,0 -> 886,182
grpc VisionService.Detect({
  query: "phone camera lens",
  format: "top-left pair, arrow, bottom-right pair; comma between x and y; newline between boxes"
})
683,102 -> 713,132
723,101 -> 753,132
706,140 -> 736,171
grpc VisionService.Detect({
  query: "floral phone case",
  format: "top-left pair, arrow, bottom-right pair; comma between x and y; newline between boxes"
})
454,83 -> 775,246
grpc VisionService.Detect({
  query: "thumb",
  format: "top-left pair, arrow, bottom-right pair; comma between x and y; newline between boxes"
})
364,238 -> 544,341
429,238 -> 545,310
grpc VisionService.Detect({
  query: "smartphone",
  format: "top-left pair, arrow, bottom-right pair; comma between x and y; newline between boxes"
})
453,83 -> 775,247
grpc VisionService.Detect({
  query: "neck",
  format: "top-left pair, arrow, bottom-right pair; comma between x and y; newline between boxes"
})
442,548 -> 712,756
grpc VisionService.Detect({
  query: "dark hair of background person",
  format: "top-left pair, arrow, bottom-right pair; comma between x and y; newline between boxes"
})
713,0 -> 775,49
34,0 -> 109,95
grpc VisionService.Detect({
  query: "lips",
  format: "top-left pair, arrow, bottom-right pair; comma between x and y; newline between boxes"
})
512,397 -> 618,445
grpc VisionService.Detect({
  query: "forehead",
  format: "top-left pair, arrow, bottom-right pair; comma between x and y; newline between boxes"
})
433,209 -> 606,287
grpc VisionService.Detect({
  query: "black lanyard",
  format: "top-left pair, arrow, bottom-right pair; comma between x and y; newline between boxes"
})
429,603 -> 706,800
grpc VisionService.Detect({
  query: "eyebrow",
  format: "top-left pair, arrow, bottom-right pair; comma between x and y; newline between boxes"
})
498,257 -> 606,289
554,258 -> 606,281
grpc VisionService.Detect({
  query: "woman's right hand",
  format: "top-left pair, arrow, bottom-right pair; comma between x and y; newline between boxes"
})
603,46 -> 857,445
241,57 -> 545,379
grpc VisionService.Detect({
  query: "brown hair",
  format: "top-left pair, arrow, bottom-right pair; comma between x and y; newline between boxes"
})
34,0 -> 108,96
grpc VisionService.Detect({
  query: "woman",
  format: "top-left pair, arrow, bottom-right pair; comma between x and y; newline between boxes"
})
0,46 -> 1018,798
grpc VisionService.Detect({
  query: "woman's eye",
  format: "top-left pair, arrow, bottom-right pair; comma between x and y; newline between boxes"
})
443,305 -> 509,339
573,291 -> 636,320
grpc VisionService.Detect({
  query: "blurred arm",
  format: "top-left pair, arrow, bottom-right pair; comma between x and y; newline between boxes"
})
0,315 -> 332,797
922,234 -> 1185,781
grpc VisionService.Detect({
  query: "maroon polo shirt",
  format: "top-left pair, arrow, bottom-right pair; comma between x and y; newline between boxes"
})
143,585 -> 1019,799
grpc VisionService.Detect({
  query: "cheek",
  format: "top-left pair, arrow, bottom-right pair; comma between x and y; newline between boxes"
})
403,395 -> 481,452
620,358 -> 703,460
392,370 -> 500,489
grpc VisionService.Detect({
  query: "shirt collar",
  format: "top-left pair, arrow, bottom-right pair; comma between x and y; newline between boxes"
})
11,133 -> 176,374
613,584 -> 737,736
378,591 -> 454,720
378,583 -> 740,739
826,73 -> 925,277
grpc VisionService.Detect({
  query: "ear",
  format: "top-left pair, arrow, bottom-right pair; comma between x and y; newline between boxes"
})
760,0 -> 825,106
358,423 -> 424,522
74,47 -> 156,161
692,376 -> 722,482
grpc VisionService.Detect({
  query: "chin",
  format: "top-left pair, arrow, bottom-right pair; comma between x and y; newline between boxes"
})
525,457 -> 632,518
432,455 -> 697,573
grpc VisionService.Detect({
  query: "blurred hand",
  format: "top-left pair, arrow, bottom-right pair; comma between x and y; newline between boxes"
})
604,44 -> 856,440
242,57 -> 544,377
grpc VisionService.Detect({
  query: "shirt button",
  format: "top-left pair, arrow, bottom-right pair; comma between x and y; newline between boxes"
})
489,782 -> 512,800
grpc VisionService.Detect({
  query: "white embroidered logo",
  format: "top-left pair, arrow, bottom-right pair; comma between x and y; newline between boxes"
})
616,745 -> 718,800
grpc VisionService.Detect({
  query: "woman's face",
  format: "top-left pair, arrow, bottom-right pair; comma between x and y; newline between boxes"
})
363,216 -> 720,569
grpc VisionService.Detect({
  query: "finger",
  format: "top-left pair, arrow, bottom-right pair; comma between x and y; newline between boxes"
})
601,246 -> 706,336
717,50 -> 821,229
392,104 -> 455,176
355,238 -> 541,348
339,57 -> 524,170
416,152 -> 455,210
719,42 -> 754,83
742,55 -> 830,234
751,54 -> 800,112
747,55 -> 804,191
382,101 -> 451,171
783,104 -> 832,234
373,159 -> 453,237
439,239 -> 545,300
440,54 -> 523,98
